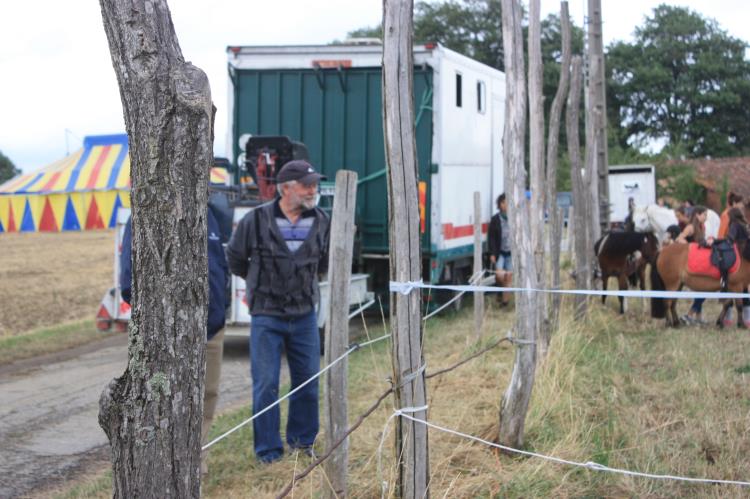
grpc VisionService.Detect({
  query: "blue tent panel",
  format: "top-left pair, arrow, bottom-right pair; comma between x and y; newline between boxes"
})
62,197 -> 81,231
0,217 -> 4,233
108,193 -> 123,228
20,199 -> 35,232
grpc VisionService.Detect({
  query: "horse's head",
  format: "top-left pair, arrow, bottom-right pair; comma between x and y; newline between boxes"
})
631,206 -> 652,232
640,232 -> 659,263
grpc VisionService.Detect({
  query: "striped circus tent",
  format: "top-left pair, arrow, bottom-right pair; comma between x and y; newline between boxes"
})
0,134 -> 229,233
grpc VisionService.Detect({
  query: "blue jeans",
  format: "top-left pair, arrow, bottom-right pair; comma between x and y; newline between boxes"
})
690,298 -> 705,314
250,311 -> 320,462
496,252 -> 512,271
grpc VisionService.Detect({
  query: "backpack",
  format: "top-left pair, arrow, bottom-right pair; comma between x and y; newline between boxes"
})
711,239 -> 737,291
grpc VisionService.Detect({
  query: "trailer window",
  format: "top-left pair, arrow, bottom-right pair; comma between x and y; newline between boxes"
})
455,73 -> 462,108
477,80 -> 486,113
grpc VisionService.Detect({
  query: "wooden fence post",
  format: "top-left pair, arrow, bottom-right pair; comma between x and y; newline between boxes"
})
568,56 -> 589,320
323,170 -> 358,499
498,0 -> 538,450
474,191 -> 484,339
383,0 -> 430,496
541,1 -> 572,354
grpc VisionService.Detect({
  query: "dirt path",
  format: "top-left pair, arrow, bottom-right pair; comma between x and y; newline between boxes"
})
0,332 -> 258,498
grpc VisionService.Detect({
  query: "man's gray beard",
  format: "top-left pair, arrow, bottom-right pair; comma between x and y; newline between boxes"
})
301,197 -> 318,210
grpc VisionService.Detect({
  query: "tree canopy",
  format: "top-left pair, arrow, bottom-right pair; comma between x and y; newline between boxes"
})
0,150 -> 20,184
606,4 -> 750,158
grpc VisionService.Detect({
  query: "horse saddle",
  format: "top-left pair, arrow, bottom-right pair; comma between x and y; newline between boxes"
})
686,241 -> 740,279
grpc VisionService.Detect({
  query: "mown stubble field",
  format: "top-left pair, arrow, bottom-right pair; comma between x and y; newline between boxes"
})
0,230 -> 114,336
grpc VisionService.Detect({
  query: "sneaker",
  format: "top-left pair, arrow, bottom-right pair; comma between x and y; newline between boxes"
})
680,314 -> 696,325
257,451 -> 283,465
290,446 -> 317,459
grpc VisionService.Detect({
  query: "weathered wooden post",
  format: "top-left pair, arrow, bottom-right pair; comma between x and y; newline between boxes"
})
383,0 -> 429,496
473,191 -> 484,339
323,170 -> 358,499
587,0 -> 609,237
498,0 -> 538,450
541,1 -> 572,353
528,0 -> 545,321
98,0 -> 213,496
568,56 -> 589,320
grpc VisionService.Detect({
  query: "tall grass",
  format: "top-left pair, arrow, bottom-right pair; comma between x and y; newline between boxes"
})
55,296 -> 750,498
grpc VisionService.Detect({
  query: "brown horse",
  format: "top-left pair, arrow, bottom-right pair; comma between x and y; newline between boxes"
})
650,241 -> 750,327
595,231 -> 659,313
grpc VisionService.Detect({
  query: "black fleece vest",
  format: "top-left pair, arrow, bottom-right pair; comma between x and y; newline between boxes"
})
247,203 -> 328,317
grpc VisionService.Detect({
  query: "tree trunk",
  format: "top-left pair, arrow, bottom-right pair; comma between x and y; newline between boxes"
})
541,1 -> 572,354
382,0 -> 430,496
98,1 -> 213,497
528,0 -> 546,353
568,56 -> 588,320
323,171 -> 358,499
498,0 -> 537,450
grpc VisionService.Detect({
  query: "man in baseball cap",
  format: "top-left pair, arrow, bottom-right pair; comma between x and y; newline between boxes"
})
226,157 -> 330,463
276,160 -> 327,185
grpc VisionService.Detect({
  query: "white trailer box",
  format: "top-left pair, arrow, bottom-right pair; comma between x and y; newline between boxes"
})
226,42 -> 505,284
608,164 -> 657,224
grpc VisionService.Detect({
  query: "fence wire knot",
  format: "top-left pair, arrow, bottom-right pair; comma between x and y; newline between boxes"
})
585,461 -> 608,471
390,280 -> 424,295
506,330 -> 536,346
394,405 -> 429,416
400,364 -> 427,387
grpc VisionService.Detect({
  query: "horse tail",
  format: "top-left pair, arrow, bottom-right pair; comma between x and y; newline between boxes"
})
650,253 -> 666,318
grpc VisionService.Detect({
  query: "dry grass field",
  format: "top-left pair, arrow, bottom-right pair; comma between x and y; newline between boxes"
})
196,302 -> 750,498
0,230 -> 114,337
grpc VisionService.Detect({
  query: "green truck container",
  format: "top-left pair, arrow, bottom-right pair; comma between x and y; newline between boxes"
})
226,42 -> 506,294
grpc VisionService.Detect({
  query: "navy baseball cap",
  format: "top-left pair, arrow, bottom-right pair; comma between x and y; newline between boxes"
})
276,160 -> 326,185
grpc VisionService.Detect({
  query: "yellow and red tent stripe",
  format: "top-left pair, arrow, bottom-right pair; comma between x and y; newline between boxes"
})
0,133 -> 230,233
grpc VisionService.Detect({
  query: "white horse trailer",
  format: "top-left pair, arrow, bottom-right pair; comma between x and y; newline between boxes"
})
608,164 -> 657,224
226,42 -> 506,287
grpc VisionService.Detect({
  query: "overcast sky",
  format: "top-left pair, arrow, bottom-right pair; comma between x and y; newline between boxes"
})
1,1 -> 747,174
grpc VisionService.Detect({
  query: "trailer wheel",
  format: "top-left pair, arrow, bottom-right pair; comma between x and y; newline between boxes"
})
450,265 -> 470,312
433,263 -> 468,313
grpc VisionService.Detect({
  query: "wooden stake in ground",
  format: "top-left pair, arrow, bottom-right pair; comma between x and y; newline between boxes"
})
383,0 -> 429,496
473,191 -> 484,339
587,0 -> 609,237
323,171 -> 358,499
499,0 -> 538,450
98,1 -> 213,497
527,0 -> 546,353
568,56 -> 589,320
541,1 -> 572,353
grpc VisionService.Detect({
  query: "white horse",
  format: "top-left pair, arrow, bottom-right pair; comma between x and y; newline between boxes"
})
632,204 -> 720,243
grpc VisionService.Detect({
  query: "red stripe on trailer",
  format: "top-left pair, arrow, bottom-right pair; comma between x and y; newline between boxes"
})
442,222 -> 488,240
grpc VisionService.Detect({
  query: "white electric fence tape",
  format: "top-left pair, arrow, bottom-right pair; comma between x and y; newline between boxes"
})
390,280 -> 750,300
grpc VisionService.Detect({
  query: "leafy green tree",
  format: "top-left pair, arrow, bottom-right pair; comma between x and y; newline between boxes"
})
347,0 -> 503,68
607,4 -> 750,158
0,150 -> 20,184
